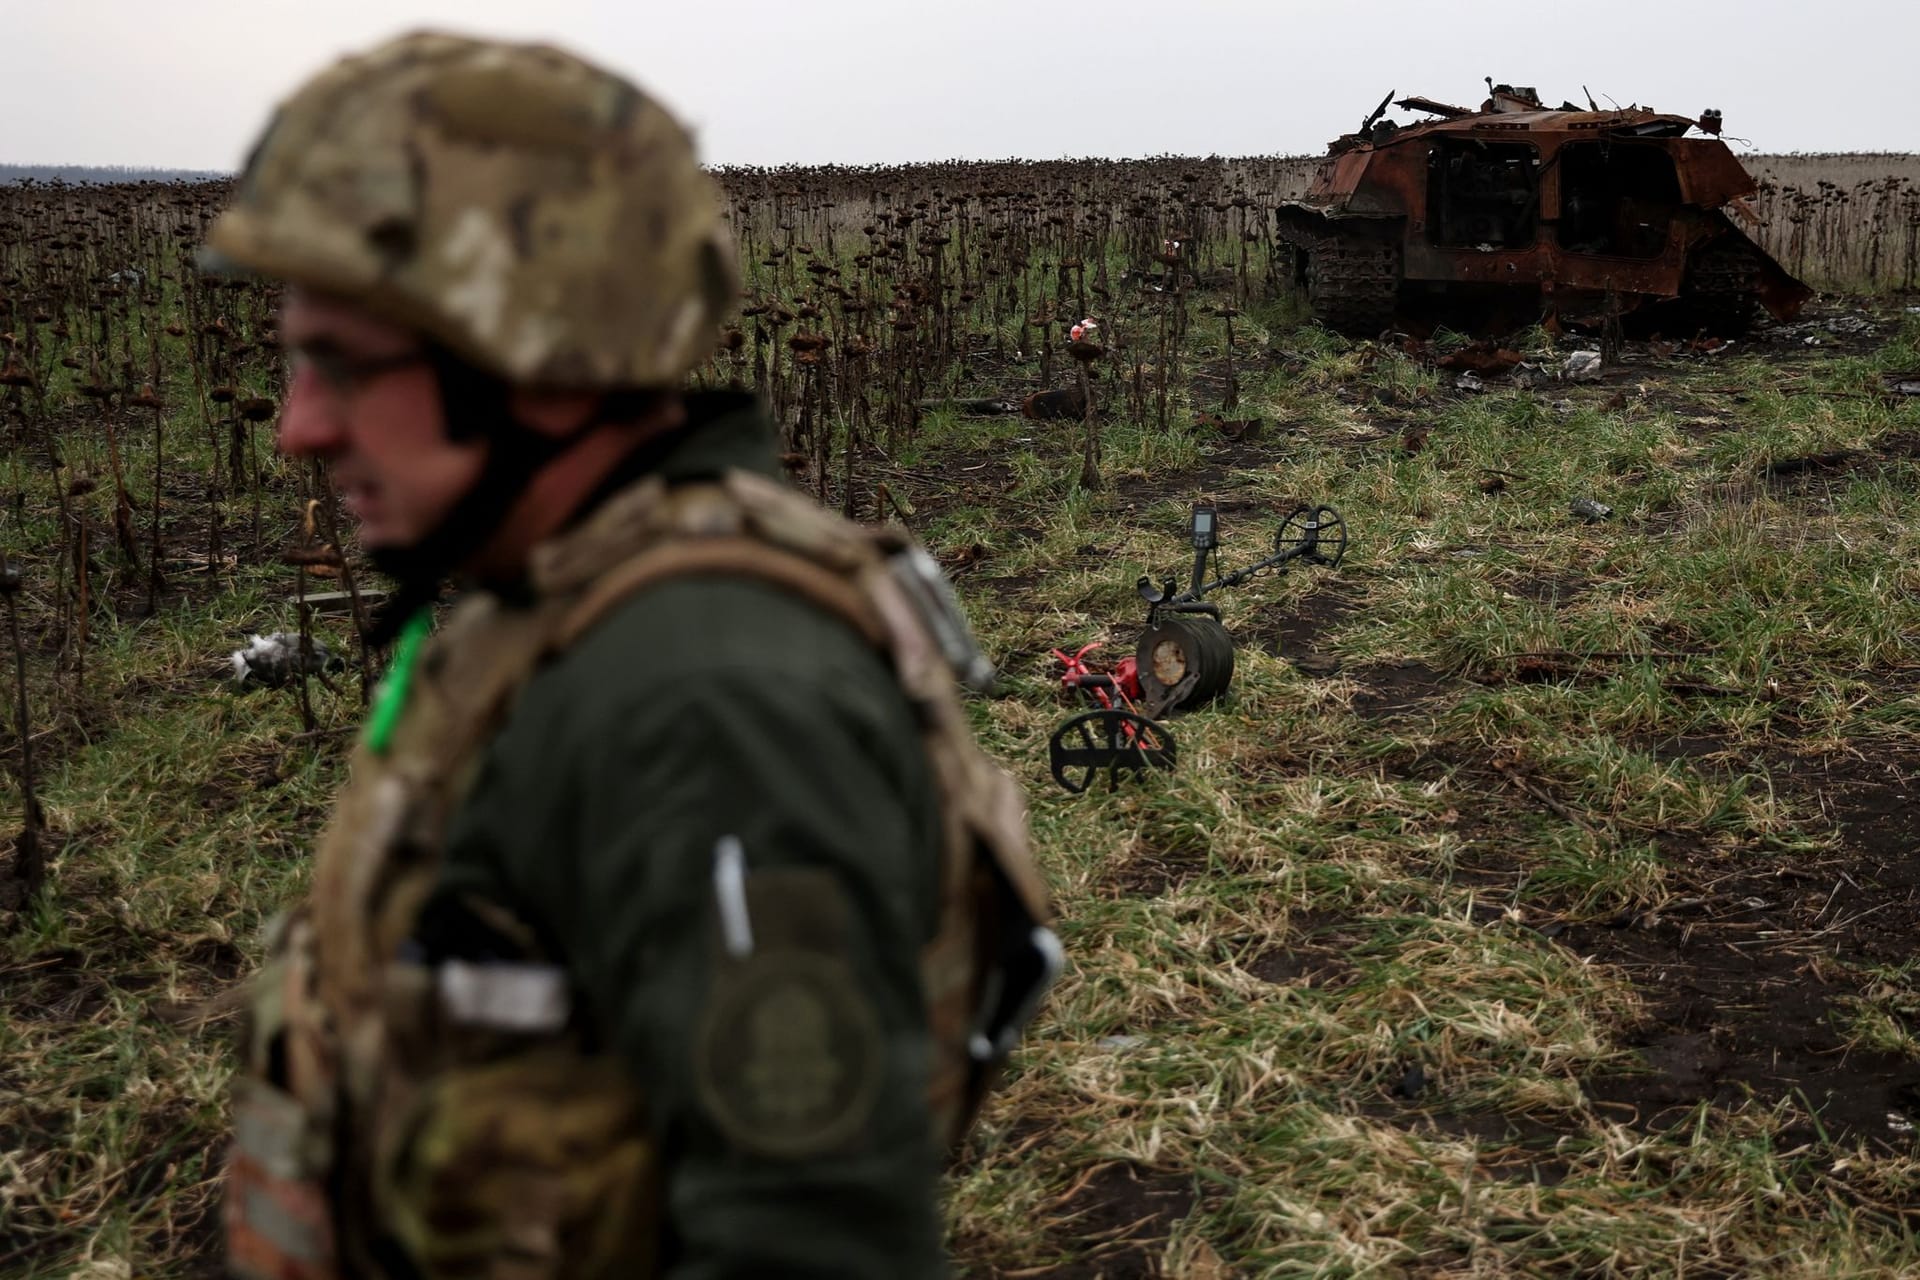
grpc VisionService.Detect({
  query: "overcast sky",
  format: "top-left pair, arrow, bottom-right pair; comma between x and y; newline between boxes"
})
2,0 -> 1912,170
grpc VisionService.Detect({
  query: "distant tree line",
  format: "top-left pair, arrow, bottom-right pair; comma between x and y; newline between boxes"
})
2,163 -> 229,185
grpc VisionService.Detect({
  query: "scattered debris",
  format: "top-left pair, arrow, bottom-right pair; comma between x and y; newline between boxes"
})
1438,341 -> 1524,376
1511,362 -> 1550,389
229,633 -> 342,688
1773,313 -> 1881,346
1454,372 -> 1485,393
1569,497 -> 1614,522
1563,350 -> 1604,383
918,396 -> 1019,416
1881,371 -> 1920,398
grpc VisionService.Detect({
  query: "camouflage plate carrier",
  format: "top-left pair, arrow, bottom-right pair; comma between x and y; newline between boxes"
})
225,469 -> 1055,1280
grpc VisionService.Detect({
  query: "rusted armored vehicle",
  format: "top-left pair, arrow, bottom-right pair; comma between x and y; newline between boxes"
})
1275,83 -> 1812,335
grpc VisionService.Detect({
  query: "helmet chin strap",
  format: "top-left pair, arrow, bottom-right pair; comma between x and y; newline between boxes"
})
364,347 -> 582,647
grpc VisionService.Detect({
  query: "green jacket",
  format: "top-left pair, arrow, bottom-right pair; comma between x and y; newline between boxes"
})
428,394 -> 948,1278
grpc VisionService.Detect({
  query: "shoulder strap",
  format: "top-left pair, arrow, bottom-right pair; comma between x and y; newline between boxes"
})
554,535 -> 891,654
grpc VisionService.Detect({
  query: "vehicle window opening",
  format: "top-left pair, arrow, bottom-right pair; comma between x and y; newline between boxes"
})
1556,142 -> 1681,258
1425,140 -> 1538,249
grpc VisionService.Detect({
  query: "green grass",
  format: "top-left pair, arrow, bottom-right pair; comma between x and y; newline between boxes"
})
6,201 -> 1920,1277
938,298 -> 1920,1276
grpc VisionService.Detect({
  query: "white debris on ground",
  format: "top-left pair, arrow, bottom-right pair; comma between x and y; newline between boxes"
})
1511,362 -> 1550,389
1772,311 -> 1881,346
1563,350 -> 1604,382
229,632 -> 341,687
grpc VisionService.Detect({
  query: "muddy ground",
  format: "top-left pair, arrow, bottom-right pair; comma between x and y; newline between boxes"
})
915,298 -> 1920,1275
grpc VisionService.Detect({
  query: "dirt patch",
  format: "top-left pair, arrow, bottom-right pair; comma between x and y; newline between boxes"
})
1572,743 -> 1920,1147
971,1161 -> 1198,1280
1240,911 -> 1362,988
1875,429 -> 1920,463
1575,912 -> 1917,1145
1627,731 -> 1734,764
1106,845 -> 1210,899
1756,302 -> 1904,360
0,945 -> 114,1022
1232,741 -> 1312,785
1505,572 -> 1591,607
1246,589 -> 1357,661
180,934 -> 247,983
1350,661 -> 1456,719
1114,437 -> 1295,510
1759,430 -> 1920,498
972,569 -> 1049,603
1379,1106 -> 1577,1186
0,828 -> 72,915
1247,945 -> 1354,990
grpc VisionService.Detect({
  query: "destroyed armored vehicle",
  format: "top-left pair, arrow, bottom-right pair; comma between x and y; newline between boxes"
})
1275,83 -> 1812,335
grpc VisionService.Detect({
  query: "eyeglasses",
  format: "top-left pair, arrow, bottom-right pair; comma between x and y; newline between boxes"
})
288,345 -> 429,398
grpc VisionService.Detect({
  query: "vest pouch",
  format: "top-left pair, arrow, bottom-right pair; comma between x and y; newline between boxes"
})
226,1075 -> 341,1280
227,912 -> 341,1280
376,1048 -> 658,1280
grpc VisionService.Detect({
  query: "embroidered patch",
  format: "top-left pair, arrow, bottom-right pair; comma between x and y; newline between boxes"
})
693,951 -> 884,1160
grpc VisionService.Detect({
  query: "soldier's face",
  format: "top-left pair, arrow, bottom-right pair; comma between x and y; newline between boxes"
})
276,290 -> 485,551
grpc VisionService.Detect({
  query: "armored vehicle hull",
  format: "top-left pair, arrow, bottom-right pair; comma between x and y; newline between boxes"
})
1277,86 -> 1812,336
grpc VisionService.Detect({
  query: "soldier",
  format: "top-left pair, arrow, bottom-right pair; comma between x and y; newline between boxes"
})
205,31 -> 1057,1280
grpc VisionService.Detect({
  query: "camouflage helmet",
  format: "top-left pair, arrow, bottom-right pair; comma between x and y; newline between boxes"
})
204,31 -> 739,390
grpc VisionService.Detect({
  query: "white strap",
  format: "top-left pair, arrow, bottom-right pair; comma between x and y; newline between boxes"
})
436,960 -> 571,1033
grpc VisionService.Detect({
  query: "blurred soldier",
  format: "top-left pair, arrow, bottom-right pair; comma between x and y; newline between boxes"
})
204,31 -> 1055,1280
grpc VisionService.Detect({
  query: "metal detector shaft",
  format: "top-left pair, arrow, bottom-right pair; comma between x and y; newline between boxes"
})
1141,504 -> 1344,621
1193,541 -> 1316,596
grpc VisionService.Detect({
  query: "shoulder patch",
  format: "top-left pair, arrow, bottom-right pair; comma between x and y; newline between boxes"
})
693,950 -> 885,1160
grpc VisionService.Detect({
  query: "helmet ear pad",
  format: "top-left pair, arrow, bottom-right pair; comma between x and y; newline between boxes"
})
361,348 -> 573,645
362,346 -> 673,648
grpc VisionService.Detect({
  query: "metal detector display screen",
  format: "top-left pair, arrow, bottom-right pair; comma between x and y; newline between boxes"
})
1190,507 -> 1217,550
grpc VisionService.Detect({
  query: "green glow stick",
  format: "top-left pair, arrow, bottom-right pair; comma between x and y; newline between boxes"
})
364,609 -> 431,755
